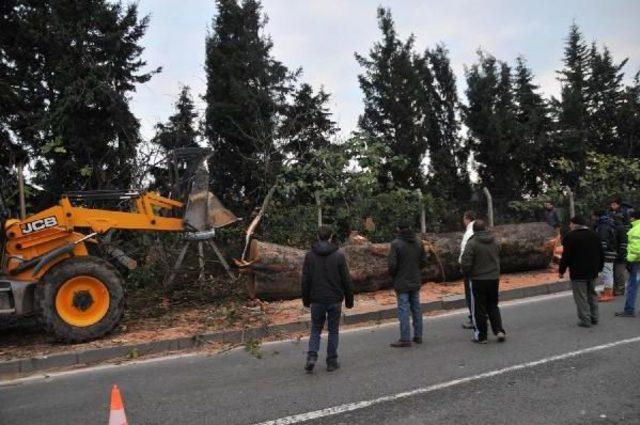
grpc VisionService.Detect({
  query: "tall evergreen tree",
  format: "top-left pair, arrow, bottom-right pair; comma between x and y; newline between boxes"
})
150,86 -> 201,195
464,52 -> 521,200
0,0 -> 156,204
587,44 -> 628,155
355,7 -> 427,189
204,0 -> 295,208
618,72 -> 640,162
280,83 -> 337,162
420,45 -> 470,200
552,23 -> 590,187
512,56 -> 552,195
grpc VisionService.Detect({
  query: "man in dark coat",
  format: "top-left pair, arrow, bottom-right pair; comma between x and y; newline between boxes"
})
301,226 -> 354,372
593,211 -> 619,302
388,220 -> 428,347
544,202 -> 561,231
460,219 -> 506,344
559,216 -> 604,328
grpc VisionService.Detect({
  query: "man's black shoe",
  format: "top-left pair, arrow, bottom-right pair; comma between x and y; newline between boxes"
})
471,338 -> 488,344
615,311 -> 636,317
304,357 -> 317,373
577,322 -> 591,328
412,336 -> 423,344
326,360 -> 340,372
591,319 -> 599,325
461,321 -> 474,329
390,340 -> 412,348
496,332 -> 506,342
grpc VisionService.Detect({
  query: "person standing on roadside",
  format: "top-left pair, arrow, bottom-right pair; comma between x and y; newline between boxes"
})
612,215 -> 629,296
459,211 -> 476,330
616,211 -> 640,318
388,220 -> 428,348
592,210 -> 619,302
302,226 -> 354,373
544,201 -> 561,232
460,219 -> 506,344
559,216 -> 604,328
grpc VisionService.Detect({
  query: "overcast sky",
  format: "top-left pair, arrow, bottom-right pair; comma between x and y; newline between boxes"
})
130,0 -> 640,140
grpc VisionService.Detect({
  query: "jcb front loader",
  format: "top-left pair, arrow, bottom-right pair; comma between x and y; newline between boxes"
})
0,167 -> 238,342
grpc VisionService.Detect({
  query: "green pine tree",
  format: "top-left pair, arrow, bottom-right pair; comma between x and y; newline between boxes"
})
355,7 -> 427,190
552,23 -> 590,187
464,51 -> 521,201
150,86 -> 201,196
587,44 -> 628,155
421,45 -> 470,200
513,56 -> 552,196
280,83 -> 337,161
0,0 -> 157,205
204,0 -> 295,209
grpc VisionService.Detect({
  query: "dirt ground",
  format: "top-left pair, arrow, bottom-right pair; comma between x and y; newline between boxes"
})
0,267 -> 561,361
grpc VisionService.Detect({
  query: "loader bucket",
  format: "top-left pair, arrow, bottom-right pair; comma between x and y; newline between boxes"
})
207,192 -> 239,228
183,160 -> 239,231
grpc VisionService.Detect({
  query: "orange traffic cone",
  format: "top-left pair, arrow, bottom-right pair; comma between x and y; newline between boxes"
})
598,287 -> 615,302
108,385 -> 128,425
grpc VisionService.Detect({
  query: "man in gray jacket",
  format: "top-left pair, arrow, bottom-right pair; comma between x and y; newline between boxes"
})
388,220 -> 428,347
460,220 -> 506,344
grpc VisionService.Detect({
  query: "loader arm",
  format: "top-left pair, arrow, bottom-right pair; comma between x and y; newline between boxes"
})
3,192 -> 185,280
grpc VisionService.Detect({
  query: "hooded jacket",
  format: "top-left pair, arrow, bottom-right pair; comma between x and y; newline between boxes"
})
301,241 -> 354,307
388,231 -> 428,293
627,220 -> 640,264
559,226 -> 604,280
460,230 -> 500,280
594,215 -> 619,262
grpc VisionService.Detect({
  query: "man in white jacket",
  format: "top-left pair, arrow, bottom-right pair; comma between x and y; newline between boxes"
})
459,211 -> 476,329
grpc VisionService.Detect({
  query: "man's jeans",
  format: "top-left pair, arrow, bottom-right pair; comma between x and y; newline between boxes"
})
308,303 -> 342,361
623,264 -> 640,314
396,289 -> 423,342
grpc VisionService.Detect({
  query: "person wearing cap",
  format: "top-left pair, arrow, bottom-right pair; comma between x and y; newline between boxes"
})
388,219 -> 428,347
559,215 -> 604,327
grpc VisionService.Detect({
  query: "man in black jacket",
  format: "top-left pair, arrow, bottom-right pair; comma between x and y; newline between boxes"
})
388,220 -> 428,347
593,211 -> 619,302
301,226 -> 353,372
560,216 -> 605,328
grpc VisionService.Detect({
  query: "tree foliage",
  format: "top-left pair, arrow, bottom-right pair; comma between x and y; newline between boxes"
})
204,0 -> 296,209
1,0 -> 157,205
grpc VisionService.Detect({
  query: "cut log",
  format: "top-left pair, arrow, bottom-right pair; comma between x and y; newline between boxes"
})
245,222 -> 558,300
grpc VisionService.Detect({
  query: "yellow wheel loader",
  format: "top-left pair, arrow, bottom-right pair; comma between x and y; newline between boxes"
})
0,161 -> 238,343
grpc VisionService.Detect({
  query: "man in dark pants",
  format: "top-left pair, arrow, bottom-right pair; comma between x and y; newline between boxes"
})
459,211 -> 476,330
559,216 -> 604,328
388,220 -> 428,347
301,226 -> 354,372
460,219 -> 505,344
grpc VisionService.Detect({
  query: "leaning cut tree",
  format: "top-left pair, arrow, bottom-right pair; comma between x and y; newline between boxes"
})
243,222 -> 557,300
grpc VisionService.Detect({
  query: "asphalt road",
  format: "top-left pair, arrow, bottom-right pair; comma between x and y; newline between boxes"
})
2,291 -> 640,425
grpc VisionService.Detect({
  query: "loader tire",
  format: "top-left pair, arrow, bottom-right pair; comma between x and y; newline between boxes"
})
37,256 -> 125,343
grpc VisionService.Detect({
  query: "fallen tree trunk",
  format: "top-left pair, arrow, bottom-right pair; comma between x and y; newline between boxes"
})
244,222 -> 557,300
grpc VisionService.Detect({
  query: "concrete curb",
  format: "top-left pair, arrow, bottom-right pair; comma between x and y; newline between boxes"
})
0,280 -> 570,379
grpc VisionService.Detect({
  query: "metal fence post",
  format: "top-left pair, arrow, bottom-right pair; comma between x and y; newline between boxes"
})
17,162 -> 26,220
566,186 -> 575,218
416,189 -> 426,234
315,191 -> 322,228
483,187 -> 494,227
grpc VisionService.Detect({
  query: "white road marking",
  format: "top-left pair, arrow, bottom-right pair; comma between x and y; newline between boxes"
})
253,335 -> 640,425
0,289 -> 574,387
